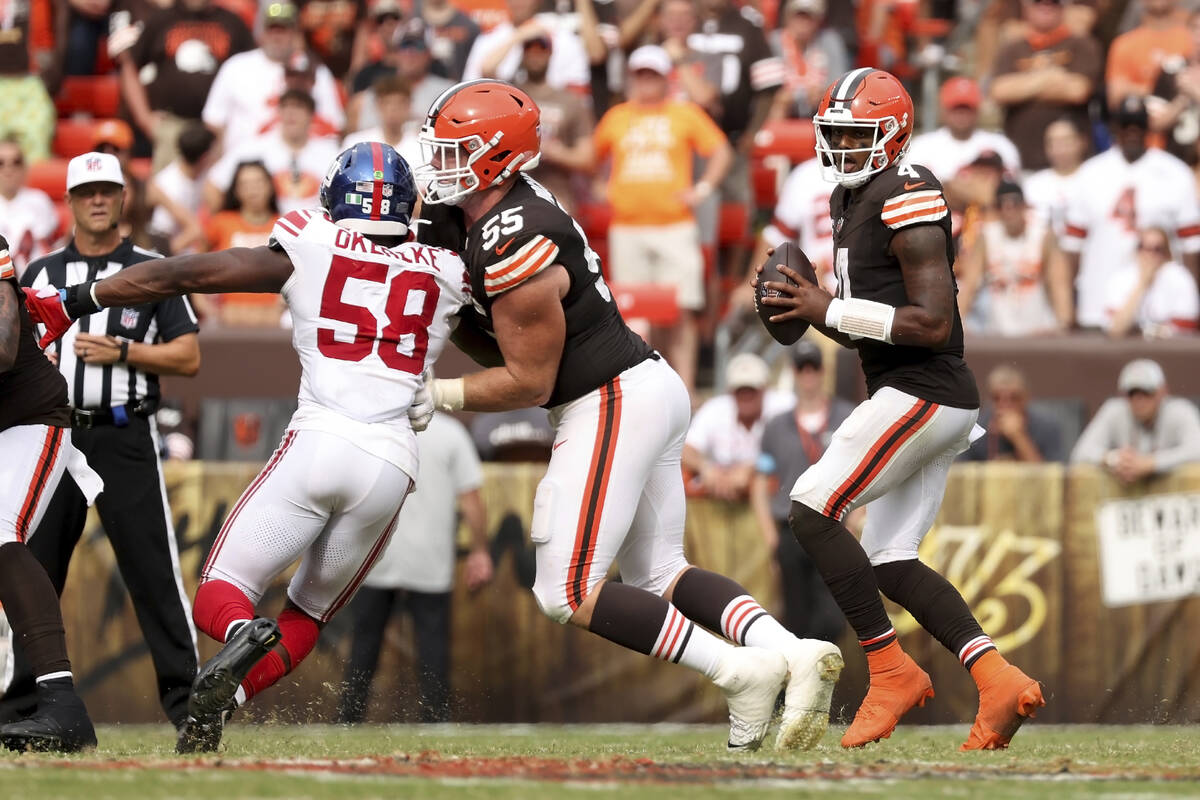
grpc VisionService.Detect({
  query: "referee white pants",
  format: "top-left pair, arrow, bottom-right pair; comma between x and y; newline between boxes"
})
790,387 -> 978,566
531,356 -> 692,623
0,424 -> 86,545
202,429 -> 412,623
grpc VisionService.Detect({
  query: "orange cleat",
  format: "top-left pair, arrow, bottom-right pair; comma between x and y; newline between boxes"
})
840,642 -> 934,748
961,652 -> 1045,751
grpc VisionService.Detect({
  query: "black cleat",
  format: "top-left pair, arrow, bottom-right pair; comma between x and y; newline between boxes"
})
189,618 -> 280,719
0,685 -> 96,753
175,704 -> 235,754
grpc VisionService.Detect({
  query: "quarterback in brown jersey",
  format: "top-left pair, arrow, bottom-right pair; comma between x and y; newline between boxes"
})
757,68 -> 1045,750
411,80 -> 846,752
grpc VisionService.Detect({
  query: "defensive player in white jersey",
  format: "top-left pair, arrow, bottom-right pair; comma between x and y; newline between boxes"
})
23,143 -> 471,753
1061,97 -> 1200,328
411,80 -> 843,753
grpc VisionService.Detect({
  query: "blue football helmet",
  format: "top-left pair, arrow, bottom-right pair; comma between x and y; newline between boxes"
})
319,142 -> 415,237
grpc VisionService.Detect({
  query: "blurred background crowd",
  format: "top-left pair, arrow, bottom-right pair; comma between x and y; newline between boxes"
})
3,0 -> 1200,475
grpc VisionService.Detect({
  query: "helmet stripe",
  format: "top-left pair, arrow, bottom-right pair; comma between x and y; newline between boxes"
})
370,141 -> 383,221
425,78 -> 496,122
831,67 -> 873,102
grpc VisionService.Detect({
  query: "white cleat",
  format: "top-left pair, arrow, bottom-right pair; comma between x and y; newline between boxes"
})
712,646 -> 788,752
775,638 -> 844,750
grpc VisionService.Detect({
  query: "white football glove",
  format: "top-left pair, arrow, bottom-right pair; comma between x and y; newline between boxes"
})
408,369 -> 435,432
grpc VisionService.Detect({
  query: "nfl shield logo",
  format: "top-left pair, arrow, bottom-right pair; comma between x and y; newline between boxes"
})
86,157 -> 102,172
120,308 -> 140,329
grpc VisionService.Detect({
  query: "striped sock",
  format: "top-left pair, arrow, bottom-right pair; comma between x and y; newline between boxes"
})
859,626 -> 897,653
720,595 -> 795,651
650,605 -> 727,680
958,635 -> 996,670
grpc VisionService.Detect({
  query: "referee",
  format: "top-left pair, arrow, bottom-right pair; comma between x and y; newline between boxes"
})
6,152 -> 200,742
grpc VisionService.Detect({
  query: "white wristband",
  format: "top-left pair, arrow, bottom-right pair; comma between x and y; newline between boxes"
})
432,377 -> 465,412
89,282 -> 103,310
826,297 -> 895,344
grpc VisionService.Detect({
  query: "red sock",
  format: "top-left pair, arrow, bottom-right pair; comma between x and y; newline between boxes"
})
240,607 -> 320,701
193,580 -> 254,643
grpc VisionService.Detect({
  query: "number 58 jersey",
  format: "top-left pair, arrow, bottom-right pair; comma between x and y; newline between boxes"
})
270,209 -> 471,478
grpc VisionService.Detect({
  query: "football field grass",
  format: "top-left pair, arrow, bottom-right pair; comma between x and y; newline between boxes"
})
1,723 -> 1197,799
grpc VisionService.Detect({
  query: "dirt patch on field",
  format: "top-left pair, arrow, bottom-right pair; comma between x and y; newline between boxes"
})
5,753 -> 1196,784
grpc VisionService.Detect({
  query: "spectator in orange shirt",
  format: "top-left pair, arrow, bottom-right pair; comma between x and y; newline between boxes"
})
1107,0 -> 1191,108
592,45 -> 732,396
202,160 -> 284,327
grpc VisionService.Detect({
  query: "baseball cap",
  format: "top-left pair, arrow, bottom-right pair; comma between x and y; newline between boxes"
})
726,353 -> 770,390
940,76 -> 981,110
524,33 -> 553,50
263,1 -> 298,26
395,19 -> 428,50
785,0 -> 825,15
1111,95 -> 1149,129
995,180 -> 1024,203
92,118 -> 133,151
628,45 -> 672,76
67,152 -> 125,191
791,340 -> 823,369
1117,359 -> 1166,394
371,0 -> 402,18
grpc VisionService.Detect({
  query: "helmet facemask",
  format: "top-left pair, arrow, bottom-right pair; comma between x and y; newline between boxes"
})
814,114 -> 906,188
415,127 -> 542,206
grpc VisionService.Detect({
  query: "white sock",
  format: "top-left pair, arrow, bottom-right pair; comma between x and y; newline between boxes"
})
721,595 -> 796,651
651,604 -> 730,680
35,671 -> 73,684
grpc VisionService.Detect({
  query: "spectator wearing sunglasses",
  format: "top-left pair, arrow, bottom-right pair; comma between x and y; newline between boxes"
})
0,137 -> 57,278
1103,226 -> 1199,338
990,0 -> 1102,171
1071,359 -> 1200,483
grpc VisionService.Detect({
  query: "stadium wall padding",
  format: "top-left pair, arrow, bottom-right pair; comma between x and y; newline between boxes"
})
37,462 -> 1200,726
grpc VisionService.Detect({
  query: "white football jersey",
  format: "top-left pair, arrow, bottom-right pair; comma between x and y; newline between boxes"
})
1022,167 -> 1080,240
1061,147 -> 1200,328
904,127 -> 1022,183
271,209 -> 471,478
761,157 -> 838,292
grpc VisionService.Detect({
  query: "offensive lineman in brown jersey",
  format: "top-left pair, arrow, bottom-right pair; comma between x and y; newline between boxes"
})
756,68 -> 1045,750
410,79 -> 846,752
0,236 -> 97,752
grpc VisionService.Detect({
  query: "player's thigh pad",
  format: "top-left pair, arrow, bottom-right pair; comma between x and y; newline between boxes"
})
859,449 -> 960,565
0,424 -> 70,544
790,387 -> 977,522
286,440 -> 412,622
532,358 -> 689,622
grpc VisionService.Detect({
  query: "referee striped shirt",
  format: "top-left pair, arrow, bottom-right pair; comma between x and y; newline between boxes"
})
21,239 -> 198,411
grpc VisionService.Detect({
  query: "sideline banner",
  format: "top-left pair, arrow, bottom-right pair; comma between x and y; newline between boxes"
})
23,462 -> 1200,725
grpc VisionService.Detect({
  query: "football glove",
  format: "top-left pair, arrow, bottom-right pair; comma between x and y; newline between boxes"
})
22,283 -> 102,348
408,369 -> 435,432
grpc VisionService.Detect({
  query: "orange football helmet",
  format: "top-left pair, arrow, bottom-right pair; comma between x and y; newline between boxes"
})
813,68 -> 914,188
415,79 -> 542,206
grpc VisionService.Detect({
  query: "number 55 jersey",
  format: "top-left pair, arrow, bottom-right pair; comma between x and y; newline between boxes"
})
429,173 -> 653,407
269,208 -> 471,478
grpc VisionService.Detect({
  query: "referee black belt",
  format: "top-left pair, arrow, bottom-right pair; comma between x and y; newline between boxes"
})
71,403 -> 154,429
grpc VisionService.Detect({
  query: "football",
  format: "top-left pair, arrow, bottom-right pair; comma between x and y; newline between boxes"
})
755,242 -> 818,345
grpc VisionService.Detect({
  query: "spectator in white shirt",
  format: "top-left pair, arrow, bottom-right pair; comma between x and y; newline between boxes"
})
148,123 -> 217,254
1023,116 -> 1089,239
201,1 -> 344,151
1104,225 -> 1200,338
341,75 -> 422,168
905,77 -> 1022,188
0,137 -> 58,279
682,352 -> 795,501
204,89 -> 341,215
1071,358 -> 1200,482
462,0 -> 590,90
1061,96 -> 1200,329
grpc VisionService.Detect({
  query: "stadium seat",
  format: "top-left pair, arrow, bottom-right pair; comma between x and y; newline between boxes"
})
718,203 -> 749,247
129,157 -> 152,183
27,158 -> 69,196
609,282 -> 680,327
55,202 -> 73,237
55,75 -> 121,118
752,119 -> 816,163
52,118 -> 106,159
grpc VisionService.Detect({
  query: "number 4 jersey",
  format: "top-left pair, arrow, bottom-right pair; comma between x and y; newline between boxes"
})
418,174 -> 653,407
830,163 -> 978,409
270,208 -> 471,478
